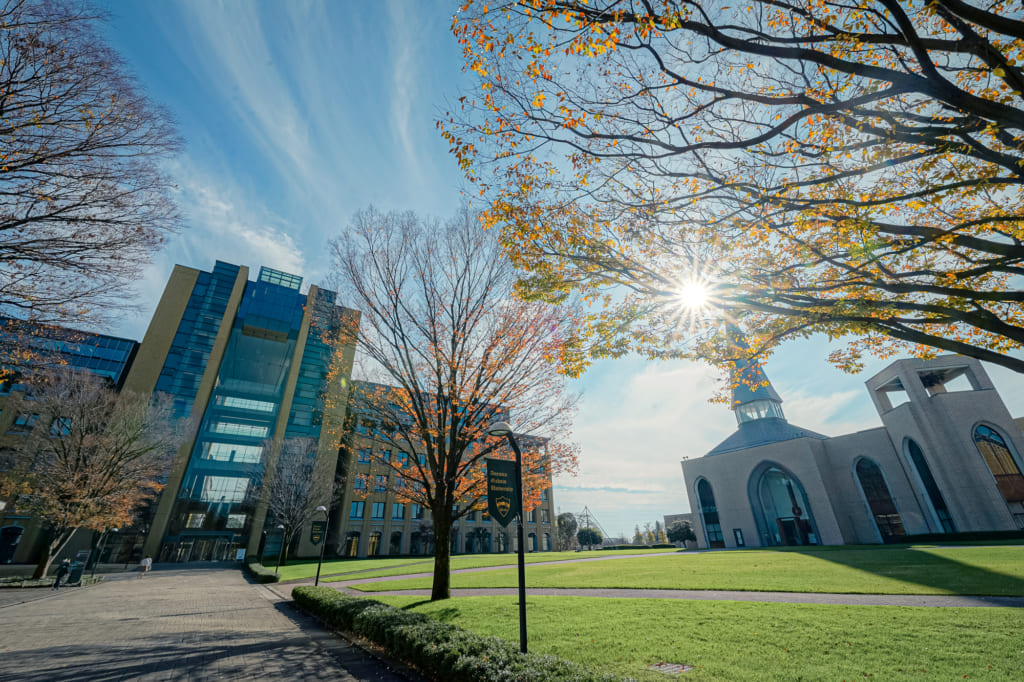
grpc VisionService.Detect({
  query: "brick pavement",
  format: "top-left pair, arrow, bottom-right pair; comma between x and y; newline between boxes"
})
0,567 -> 419,681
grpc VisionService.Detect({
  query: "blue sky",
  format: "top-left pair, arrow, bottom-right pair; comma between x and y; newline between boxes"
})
98,1 -> 1024,540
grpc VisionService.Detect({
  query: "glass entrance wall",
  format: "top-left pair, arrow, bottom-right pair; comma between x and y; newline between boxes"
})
855,458 -> 906,540
905,439 -> 956,532
749,464 -> 819,546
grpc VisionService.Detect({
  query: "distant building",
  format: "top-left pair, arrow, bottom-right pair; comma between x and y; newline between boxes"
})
0,324 -> 139,564
334,380 -> 557,557
682,355 -> 1024,549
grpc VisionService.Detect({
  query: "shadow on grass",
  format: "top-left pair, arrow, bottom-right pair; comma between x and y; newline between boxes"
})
789,545 -> 1024,596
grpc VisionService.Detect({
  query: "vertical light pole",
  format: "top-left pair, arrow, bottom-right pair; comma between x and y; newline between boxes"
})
274,524 -> 285,576
314,505 -> 329,587
488,421 -> 528,654
91,527 -> 118,578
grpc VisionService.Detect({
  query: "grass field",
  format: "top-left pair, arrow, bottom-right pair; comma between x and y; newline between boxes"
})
275,549 -> 672,582
353,545 -> 1024,596
373,595 -> 1024,681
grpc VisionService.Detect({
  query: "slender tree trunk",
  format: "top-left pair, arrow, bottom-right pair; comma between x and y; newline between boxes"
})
32,527 -> 75,580
431,511 -> 452,601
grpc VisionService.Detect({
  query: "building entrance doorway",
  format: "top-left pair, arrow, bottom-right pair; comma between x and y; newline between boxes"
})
750,464 -> 819,546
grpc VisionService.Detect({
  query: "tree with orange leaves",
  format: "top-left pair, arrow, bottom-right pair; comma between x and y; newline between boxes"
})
3,368 -> 186,579
326,207 -> 578,600
444,1 -> 1024,378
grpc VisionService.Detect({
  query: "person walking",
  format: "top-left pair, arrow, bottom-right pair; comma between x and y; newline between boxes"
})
139,556 -> 152,577
52,558 -> 71,590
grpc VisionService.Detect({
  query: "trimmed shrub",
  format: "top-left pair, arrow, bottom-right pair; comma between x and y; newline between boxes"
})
243,561 -> 280,583
651,543 -> 676,549
900,530 -> 1024,544
600,544 -> 648,551
293,586 -> 622,681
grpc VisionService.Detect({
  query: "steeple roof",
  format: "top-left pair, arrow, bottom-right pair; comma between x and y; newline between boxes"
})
705,342 -> 826,456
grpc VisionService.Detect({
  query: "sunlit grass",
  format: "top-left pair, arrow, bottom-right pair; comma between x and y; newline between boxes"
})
373,595 -> 1023,681
353,545 -> 1024,596
276,548 -> 675,582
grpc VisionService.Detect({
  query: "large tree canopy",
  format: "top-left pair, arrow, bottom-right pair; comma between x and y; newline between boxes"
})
0,0 -> 180,327
446,0 -> 1024,376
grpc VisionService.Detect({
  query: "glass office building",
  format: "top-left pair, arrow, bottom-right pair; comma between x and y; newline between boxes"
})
123,262 -> 357,563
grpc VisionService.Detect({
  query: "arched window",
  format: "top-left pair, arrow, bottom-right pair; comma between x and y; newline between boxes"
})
389,531 -> 402,555
344,532 -> 360,557
905,439 -> 956,532
696,479 -> 725,548
855,458 -> 905,540
974,425 -> 1024,527
543,533 -> 551,551
528,532 -> 537,551
368,531 -> 382,556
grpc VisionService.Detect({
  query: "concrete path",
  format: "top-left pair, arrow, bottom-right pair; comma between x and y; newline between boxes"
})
0,567 -> 421,681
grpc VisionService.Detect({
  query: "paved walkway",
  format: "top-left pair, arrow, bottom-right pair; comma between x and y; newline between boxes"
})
0,567 -> 420,681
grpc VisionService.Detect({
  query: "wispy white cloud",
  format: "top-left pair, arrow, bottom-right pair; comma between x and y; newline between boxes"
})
387,0 -> 423,185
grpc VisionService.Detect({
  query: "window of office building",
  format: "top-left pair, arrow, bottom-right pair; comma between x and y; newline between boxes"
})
350,501 -> 365,520
372,502 -> 385,520
375,475 -> 388,492
393,503 -> 405,520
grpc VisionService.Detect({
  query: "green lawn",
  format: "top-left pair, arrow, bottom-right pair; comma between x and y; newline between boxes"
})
353,545 -> 1024,596
277,549 -> 672,582
373,595 -> 1024,681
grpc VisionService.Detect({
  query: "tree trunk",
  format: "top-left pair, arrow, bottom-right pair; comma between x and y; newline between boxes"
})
431,511 -> 452,601
31,527 -> 75,580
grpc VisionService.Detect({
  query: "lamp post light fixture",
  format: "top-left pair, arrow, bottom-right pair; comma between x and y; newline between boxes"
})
274,524 -> 286,576
314,505 -> 329,587
91,527 -> 118,578
487,420 -> 528,654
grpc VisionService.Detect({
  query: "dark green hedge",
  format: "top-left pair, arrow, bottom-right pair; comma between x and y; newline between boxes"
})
650,543 -> 676,549
601,544 -> 649,551
292,586 -> 622,681
900,530 -> 1024,544
243,561 -> 280,583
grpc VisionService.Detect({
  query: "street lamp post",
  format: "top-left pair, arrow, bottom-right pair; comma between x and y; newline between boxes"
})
91,528 -> 118,578
314,505 -> 329,587
488,421 -> 528,654
274,524 -> 285,576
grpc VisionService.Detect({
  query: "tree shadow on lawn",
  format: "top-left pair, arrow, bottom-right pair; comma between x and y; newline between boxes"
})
788,545 -> 1024,596
399,599 -> 462,622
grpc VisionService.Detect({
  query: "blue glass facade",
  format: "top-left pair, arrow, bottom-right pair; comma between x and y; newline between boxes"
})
154,261 -> 239,417
0,319 -> 138,389
159,265 -> 341,562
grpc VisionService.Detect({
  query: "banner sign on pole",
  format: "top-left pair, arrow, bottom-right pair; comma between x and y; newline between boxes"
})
486,458 -> 519,527
310,520 -> 326,545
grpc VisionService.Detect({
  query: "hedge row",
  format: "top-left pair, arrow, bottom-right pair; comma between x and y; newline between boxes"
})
243,561 -> 280,583
900,530 -> 1024,544
600,543 -> 675,551
292,586 -> 622,682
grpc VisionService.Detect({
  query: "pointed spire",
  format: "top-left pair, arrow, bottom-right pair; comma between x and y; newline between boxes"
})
726,325 -> 785,425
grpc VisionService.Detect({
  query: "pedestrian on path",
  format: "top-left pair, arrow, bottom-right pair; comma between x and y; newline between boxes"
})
52,558 -> 71,590
139,556 -> 152,577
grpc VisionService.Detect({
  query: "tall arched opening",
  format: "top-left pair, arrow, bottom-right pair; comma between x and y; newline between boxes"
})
695,478 -> 725,548
973,425 -> 1024,528
748,463 -> 819,546
854,458 -> 905,541
905,439 -> 956,533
